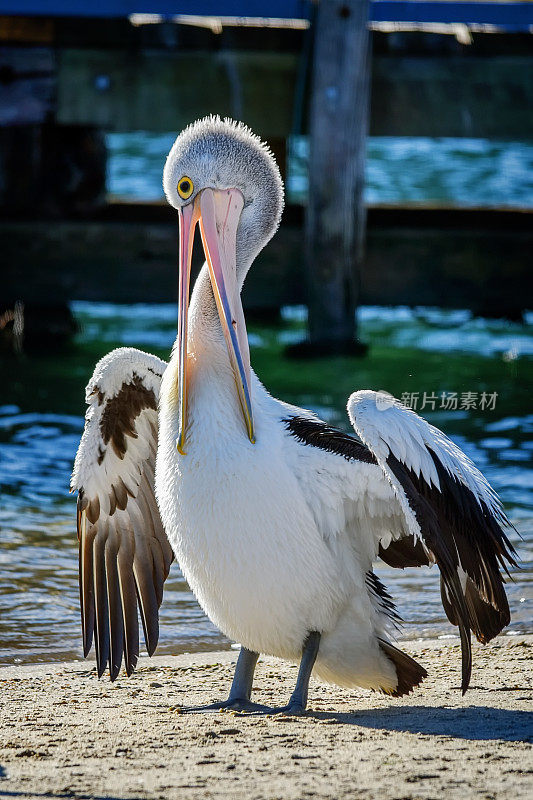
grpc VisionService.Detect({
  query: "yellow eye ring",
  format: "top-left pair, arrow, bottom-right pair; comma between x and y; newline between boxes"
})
177,176 -> 194,200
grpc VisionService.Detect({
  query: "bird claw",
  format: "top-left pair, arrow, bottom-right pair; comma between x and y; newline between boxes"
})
176,698 -> 307,716
232,701 -> 307,718
177,698 -> 274,714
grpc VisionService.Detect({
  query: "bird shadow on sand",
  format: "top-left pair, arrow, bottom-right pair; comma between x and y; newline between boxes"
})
307,705 -> 533,743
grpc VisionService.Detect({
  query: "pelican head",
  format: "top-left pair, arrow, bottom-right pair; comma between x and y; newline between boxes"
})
163,116 -> 284,454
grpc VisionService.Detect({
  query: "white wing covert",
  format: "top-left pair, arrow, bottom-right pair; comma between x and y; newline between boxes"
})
348,390 -> 517,693
71,347 -> 172,680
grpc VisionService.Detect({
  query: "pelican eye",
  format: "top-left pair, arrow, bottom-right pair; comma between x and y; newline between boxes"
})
177,176 -> 194,200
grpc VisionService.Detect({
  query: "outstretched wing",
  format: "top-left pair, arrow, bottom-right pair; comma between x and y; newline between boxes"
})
347,390 -> 518,693
71,347 -> 172,680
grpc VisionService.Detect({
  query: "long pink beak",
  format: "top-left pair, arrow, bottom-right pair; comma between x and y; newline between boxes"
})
176,187 -> 253,454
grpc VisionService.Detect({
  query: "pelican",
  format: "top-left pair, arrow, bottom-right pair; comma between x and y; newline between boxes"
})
72,117 -> 516,714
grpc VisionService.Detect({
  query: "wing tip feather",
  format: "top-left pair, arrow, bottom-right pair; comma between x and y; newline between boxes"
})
378,639 -> 428,698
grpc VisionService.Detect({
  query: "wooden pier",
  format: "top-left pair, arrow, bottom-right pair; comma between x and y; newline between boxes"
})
3,203 -> 530,318
1,1 -> 532,350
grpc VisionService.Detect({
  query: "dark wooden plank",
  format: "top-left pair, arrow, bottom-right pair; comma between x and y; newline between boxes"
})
56,49 -> 298,138
303,0 -> 370,352
0,46 -> 54,125
0,124 -> 106,212
53,46 -> 533,138
0,76 -> 53,124
1,207 -> 531,318
0,45 -> 54,71
0,16 -> 54,43
371,55 -> 533,138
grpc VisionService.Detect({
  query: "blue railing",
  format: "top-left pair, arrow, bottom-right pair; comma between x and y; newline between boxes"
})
0,1 -> 532,32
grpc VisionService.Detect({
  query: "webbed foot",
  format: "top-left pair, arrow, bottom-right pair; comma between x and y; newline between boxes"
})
273,701 -> 306,716
238,700 -> 307,717
178,698 -> 273,714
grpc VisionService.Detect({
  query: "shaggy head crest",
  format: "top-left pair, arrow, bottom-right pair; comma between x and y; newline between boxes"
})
163,116 -> 284,258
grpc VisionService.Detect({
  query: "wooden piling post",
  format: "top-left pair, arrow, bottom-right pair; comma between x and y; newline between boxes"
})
298,0 -> 371,356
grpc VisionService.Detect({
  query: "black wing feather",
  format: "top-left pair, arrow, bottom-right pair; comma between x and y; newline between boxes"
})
285,410 -> 517,694
385,450 -> 517,693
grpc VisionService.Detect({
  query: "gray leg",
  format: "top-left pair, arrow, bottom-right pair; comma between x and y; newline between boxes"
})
180,647 -> 272,713
181,633 -> 321,716
228,647 -> 259,702
285,631 -> 321,713
244,630 -> 321,717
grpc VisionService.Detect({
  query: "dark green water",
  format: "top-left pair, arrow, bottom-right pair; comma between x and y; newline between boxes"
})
0,303 -> 531,666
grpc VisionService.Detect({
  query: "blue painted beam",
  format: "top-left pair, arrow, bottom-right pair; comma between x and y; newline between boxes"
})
0,0 -> 532,31
372,2 -> 533,32
0,0 -> 313,19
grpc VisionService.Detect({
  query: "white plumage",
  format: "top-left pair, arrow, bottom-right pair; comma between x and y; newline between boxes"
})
156,344 -> 398,690
71,117 -> 516,709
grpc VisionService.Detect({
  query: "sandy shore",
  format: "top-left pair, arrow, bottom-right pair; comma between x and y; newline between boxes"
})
0,635 -> 531,800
